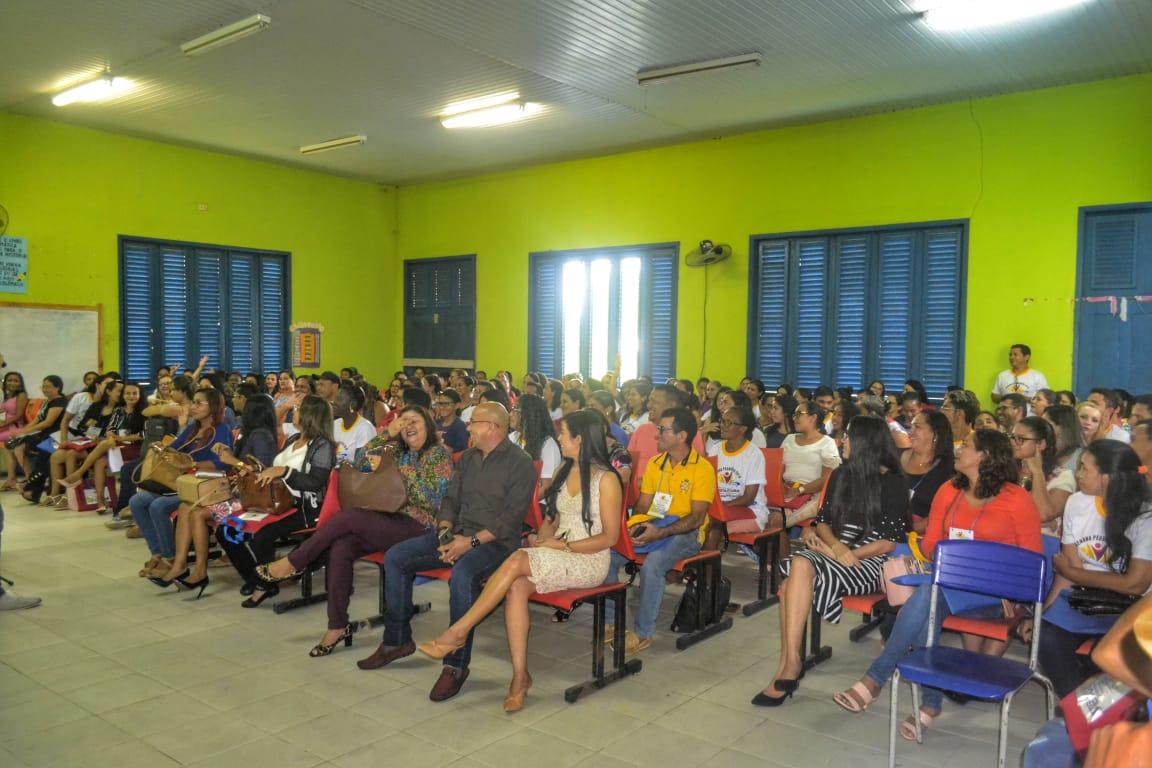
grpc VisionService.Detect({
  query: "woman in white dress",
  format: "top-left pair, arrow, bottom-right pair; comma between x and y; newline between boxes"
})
418,409 -> 623,712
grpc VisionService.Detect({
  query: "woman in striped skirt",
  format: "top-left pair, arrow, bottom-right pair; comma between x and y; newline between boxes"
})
753,415 -> 910,706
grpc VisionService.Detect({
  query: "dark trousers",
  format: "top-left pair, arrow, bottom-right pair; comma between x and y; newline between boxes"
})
116,459 -> 141,512
217,511 -> 310,587
1039,620 -> 1101,699
22,449 -> 52,501
287,509 -> 428,630
382,531 -> 511,669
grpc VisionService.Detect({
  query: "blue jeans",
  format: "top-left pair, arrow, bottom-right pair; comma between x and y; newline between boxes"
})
605,531 -> 701,639
865,582 -> 950,711
128,491 -> 181,559
382,531 -> 511,669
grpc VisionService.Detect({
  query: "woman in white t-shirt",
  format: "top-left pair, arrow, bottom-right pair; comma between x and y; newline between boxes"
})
332,385 -> 377,463
1037,439 -> 1152,697
702,389 -> 767,454
707,405 -> 769,534
1011,416 -> 1075,534
779,402 -> 841,528
510,393 -> 561,495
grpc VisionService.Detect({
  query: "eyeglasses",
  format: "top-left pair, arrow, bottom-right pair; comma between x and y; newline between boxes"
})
655,425 -> 678,435
434,401 -> 452,406
720,419 -> 736,427
1008,434 -> 1038,444
793,411 -> 811,418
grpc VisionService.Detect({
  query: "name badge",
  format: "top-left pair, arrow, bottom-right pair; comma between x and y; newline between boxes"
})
651,492 -> 673,518
949,527 -> 975,541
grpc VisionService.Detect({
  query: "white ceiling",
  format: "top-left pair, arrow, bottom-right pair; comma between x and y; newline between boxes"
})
2,0 -> 1150,185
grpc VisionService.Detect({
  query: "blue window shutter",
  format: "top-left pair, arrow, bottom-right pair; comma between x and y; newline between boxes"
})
195,252 -> 223,371
121,242 -> 155,381
875,233 -> 914,388
646,250 -> 677,382
753,241 -> 788,386
160,247 -> 188,368
259,256 -> 287,372
1086,216 -> 1138,291
794,239 -> 827,389
832,236 -> 868,388
921,230 -> 963,396
228,254 -> 255,373
529,256 -> 560,375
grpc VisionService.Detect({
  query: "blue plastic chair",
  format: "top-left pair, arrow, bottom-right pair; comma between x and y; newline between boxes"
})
889,540 -> 1057,768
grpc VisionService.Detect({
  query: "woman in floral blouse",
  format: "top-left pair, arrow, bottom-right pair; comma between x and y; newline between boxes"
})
258,405 -> 453,657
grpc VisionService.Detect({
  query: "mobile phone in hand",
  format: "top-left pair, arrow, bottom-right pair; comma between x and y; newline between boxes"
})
437,527 -> 454,546
630,524 -> 647,539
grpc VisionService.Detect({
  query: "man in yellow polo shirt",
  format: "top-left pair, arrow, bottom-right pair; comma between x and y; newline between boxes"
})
605,406 -> 716,655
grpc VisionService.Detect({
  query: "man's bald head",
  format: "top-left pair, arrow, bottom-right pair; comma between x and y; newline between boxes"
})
473,401 -> 509,430
468,401 -> 510,453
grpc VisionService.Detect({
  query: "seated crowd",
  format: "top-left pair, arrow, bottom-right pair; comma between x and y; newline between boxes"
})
1,343 -> 1150,763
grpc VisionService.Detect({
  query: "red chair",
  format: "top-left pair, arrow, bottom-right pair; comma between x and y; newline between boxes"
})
706,454 -> 784,617
269,471 -> 338,615
612,494 -> 732,651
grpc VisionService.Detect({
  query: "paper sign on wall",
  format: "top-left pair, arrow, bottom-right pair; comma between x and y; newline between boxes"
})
0,236 -> 28,294
290,323 -> 323,368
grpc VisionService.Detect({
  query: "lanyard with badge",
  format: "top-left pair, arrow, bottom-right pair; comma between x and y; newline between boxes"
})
650,453 -> 678,518
945,489 -> 986,541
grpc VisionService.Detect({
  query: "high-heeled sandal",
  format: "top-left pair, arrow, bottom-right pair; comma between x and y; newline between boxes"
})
900,709 -> 937,742
309,625 -> 355,658
503,674 -> 533,713
39,494 -> 60,507
416,635 -> 466,660
254,562 -> 302,584
149,568 -> 189,588
139,556 -> 161,578
176,574 -> 210,600
241,584 -> 279,608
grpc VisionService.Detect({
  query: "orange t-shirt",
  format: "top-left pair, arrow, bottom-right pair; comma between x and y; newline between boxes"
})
922,482 -> 1042,558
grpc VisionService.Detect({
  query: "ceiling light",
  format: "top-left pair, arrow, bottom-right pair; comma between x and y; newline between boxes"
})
299,135 -> 367,155
442,91 -> 521,117
440,101 -> 543,129
918,0 -> 1093,30
52,75 -> 132,107
181,13 -> 271,56
637,53 -> 762,85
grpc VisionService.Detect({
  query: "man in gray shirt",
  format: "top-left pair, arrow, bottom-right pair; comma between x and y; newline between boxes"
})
358,402 -> 536,702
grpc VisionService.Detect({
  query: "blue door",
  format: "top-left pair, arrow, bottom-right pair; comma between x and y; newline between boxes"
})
1074,205 -> 1152,397
403,256 -> 476,372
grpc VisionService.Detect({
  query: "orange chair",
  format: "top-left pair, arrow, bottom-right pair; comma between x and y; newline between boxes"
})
705,455 -> 784,616
23,398 -> 43,425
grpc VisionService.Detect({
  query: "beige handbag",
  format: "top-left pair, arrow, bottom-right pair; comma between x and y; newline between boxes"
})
175,474 -> 233,507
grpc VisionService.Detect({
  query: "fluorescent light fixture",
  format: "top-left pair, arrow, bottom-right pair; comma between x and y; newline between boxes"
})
918,0 -> 1093,30
298,135 -> 367,155
52,75 -> 132,107
442,91 -> 521,117
440,100 -> 543,129
181,13 -> 271,56
637,52 -> 762,85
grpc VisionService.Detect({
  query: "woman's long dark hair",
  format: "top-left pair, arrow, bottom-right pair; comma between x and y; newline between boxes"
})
830,416 -> 905,541
953,429 -> 1019,498
1044,405 -> 1084,464
297,395 -> 335,443
516,393 -> 556,461
546,379 -> 564,411
563,388 -> 587,410
4,372 -> 26,398
1017,416 -> 1057,479
766,393 -> 798,436
236,394 -> 277,457
1086,440 -> 1151,572
171,375 -> 197,400
545,410 -> 622,534
921,411 -> 956,471
589,390 -> 621,425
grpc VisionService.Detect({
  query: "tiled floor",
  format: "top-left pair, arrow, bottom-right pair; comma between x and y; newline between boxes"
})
0,492 -> 1052,767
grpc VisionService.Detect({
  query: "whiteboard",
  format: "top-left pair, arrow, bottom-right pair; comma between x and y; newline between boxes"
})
0,303 -> 102,395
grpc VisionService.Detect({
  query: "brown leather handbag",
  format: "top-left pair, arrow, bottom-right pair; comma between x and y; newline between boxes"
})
175,474 -> 232,507
338,450 -> 408,512
136,445 -> 195,494
236,458 -> 295,515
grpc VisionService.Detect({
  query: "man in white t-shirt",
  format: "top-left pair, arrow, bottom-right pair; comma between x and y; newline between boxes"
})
1088,388 -> 1131,444
992,344 -> 1049,403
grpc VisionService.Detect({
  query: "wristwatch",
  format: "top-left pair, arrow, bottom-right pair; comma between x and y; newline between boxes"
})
469,535 -> 480,549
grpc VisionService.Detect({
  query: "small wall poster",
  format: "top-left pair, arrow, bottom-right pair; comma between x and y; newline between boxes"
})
0,236 -> 29,294
290,323 -> 323,368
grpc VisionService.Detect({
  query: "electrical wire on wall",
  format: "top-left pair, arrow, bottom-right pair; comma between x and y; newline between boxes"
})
699,262 -> 709,380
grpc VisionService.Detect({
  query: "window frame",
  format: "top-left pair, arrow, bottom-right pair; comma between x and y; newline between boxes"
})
117,235 -> 291,381
527,242 -> 679,381
745,219 -> 968,394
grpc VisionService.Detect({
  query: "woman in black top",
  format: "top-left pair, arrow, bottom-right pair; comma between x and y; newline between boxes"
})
46,380 -> 125,504
154,394 -> 280,593
218,395 -> 336,606
899,411 -> 955,534
16,376 -> 68,503
754,416 -> 909,707
762,394 -> 797,449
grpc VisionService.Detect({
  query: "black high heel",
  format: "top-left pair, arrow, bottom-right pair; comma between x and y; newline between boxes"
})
751,689 -> 794,707
309,625 -> 356,658
241,583 -> 279,608
149,569 -> 189,588
177,574 -> 210,599
772,666 -> 806,693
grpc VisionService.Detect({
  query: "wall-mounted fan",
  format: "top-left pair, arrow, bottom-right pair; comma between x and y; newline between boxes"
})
0,204 -> 8,236
685,239 -> 731,267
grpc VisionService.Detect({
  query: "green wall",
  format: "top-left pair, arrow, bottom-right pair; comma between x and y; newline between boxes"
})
395,73 -> 1152,395
0,112 -> 396,382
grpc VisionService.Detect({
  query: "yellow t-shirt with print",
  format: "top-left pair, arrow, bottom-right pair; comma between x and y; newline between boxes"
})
634,450 -> 716,546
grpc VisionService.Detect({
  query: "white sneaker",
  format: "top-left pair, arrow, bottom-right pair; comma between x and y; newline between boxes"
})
0,591 -> 42,610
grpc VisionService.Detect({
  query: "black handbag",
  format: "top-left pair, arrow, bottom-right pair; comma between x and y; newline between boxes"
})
670,574 -> 731,633
1066,586 -> 1140,616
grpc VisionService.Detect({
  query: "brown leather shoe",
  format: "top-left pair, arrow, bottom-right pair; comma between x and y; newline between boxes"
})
429,665 -> 469,702
357,640 -> 415,670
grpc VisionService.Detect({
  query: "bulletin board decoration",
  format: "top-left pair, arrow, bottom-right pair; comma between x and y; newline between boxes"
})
290,322 -> 324,368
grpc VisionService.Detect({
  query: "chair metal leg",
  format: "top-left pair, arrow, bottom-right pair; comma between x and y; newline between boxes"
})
889,669 -> 901,768
997,693 -> 1014,768
910,682 -> 923,744
1032,672 -> 1057,719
